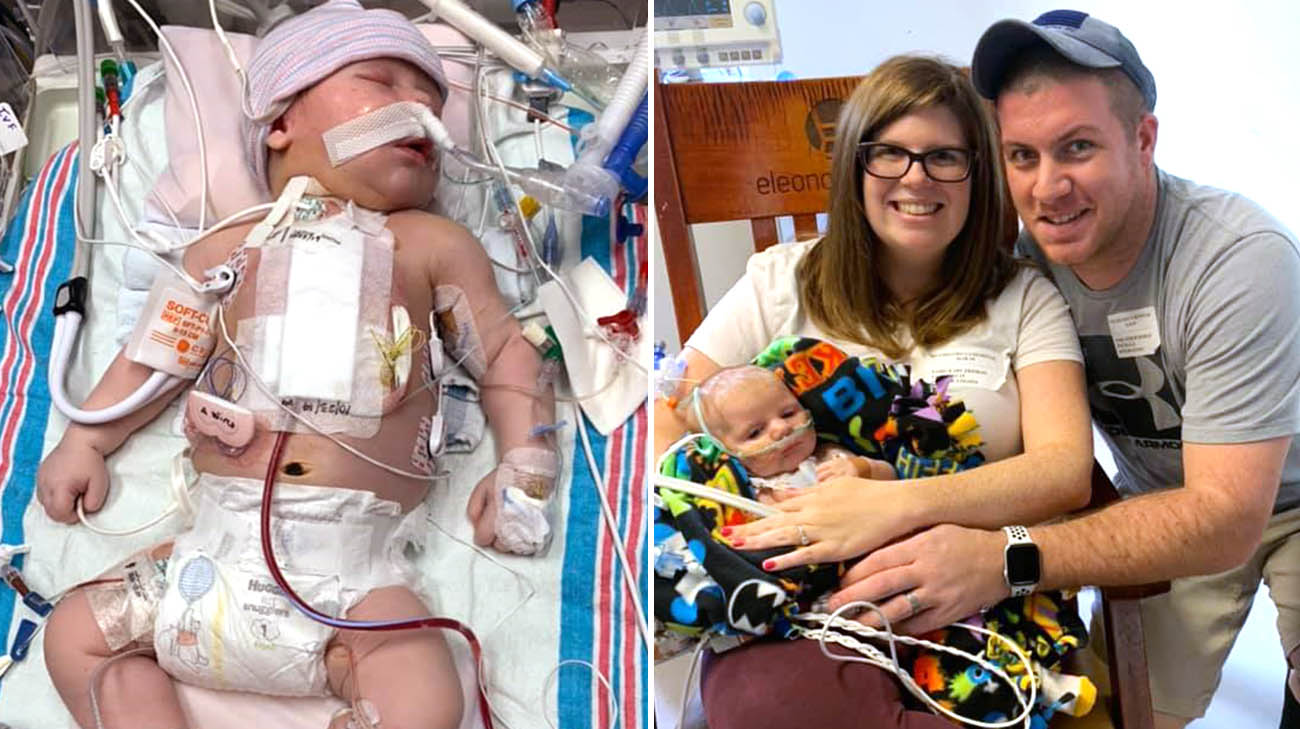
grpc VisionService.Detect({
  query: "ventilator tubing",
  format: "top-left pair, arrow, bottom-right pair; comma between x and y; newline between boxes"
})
320,101 -> 606,216
417,0 -> 569,90
562,28 -> 650,215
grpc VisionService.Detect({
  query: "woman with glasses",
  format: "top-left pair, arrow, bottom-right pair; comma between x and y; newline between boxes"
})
655,55 -> 1094,727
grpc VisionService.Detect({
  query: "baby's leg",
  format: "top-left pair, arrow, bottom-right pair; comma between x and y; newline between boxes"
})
325,586 -> 463,729
45,589 -> 187,729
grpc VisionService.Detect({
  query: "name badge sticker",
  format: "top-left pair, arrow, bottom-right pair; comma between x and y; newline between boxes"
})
1107,306 -> 1160,358
0,102 -> 28,156
924,347 -> 1008,391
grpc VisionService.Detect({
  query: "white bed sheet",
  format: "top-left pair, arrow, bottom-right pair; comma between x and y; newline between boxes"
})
5,57 -> 582,729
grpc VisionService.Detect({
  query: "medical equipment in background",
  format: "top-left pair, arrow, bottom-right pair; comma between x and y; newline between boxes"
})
419,0 -> 575,94
8,2 -> 651,725
0,1 -> 34,271
653,0 -> 782,70
513,0 -> 621,107
418,0 -> 651,217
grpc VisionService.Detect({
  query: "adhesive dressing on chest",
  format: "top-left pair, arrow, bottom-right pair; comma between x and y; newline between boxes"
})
237,203 -> 394,436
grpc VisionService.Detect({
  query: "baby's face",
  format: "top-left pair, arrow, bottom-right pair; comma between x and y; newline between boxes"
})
273,58 -> 445,210
712,376 -> 817,477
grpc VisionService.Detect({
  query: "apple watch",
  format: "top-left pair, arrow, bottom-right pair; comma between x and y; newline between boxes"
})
1002,525 -> 1040,597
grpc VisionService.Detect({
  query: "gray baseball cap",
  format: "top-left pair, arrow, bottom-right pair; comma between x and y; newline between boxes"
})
972,9 -> 1156,111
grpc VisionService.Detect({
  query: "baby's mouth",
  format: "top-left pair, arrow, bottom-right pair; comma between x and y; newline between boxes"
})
393,137 -> 433,162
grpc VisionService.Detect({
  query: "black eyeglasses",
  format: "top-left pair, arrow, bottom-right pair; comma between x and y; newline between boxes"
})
857,142 -> 975,182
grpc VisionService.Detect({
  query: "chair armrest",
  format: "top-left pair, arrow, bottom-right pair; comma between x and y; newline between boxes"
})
1082,460 -> 1167,729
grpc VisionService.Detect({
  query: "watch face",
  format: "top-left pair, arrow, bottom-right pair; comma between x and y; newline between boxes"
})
1006,543 -> 1041,585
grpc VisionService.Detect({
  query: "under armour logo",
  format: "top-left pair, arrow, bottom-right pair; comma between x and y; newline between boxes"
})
1094,356 -> 1180,432
1080,336 -> 1181,439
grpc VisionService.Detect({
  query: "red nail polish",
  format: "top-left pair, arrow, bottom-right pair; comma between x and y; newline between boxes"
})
720,527 -> 732,536
731,538 -> 744,547
762,559 -> 776,571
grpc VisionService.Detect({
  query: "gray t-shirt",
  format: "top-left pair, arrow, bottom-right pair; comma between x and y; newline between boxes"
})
1020,169 -> 1300,513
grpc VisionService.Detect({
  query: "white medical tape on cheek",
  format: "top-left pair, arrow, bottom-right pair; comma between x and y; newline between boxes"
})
320,100 -> 454,167
433,286 -> 488,379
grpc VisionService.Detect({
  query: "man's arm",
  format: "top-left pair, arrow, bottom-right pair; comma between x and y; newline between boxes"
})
829,436 -> 1287,635
1037,437 -> 1286,586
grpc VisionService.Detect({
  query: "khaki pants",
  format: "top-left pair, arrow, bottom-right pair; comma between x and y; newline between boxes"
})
1092,507 -> 1300,719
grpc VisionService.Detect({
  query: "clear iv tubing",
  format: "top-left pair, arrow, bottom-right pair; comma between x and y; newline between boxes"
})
121,0 -> 210,232
416,0 -> 572,92
473,63 -> 647,377
260,431 -> 496,729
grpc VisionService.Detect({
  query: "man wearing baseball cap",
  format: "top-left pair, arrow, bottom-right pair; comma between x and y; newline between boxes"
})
833,10 -> 1300,727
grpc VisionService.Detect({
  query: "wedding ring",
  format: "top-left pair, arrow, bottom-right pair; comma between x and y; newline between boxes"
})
905,591 -> 923,618
796,524 -> 810,547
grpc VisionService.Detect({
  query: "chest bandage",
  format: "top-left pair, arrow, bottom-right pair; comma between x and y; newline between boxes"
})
236,200 -> 395,437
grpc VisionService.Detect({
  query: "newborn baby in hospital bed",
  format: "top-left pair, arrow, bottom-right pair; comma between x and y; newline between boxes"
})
33,3 -> 554,728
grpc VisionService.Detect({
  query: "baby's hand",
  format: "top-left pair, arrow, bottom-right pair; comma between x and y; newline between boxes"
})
466,447 -> 559,555
36,438 -> 109,524
814,456 -> 896,482
815,458 -> 859,482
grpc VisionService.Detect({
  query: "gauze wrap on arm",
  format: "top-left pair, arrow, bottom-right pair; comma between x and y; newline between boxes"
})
491,447 -> 560,555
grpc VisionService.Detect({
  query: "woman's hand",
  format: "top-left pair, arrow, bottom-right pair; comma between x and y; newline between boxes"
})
723,477 -> 923,570
827,523 -> 1009,635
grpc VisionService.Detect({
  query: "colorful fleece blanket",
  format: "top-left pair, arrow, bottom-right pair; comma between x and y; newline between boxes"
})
654,336 -> 1089,724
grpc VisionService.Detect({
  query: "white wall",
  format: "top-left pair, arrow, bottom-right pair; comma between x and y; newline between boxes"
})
654,0 -> 1300,347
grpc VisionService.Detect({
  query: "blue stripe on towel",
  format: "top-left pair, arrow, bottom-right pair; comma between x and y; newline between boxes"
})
0,146 -> 77,682
560,416 -> 604,729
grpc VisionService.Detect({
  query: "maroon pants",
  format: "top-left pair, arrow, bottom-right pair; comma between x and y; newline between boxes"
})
700,639 -> 952,729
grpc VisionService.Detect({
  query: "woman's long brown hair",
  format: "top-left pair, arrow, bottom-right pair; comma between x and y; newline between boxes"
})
797,55 -> 1017,359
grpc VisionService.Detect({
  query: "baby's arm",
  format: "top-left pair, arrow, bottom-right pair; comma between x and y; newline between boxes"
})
37,354 -> 185,522
814,445 -> 896,482
37,225 -> 246,523
391,211 -> 556,554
